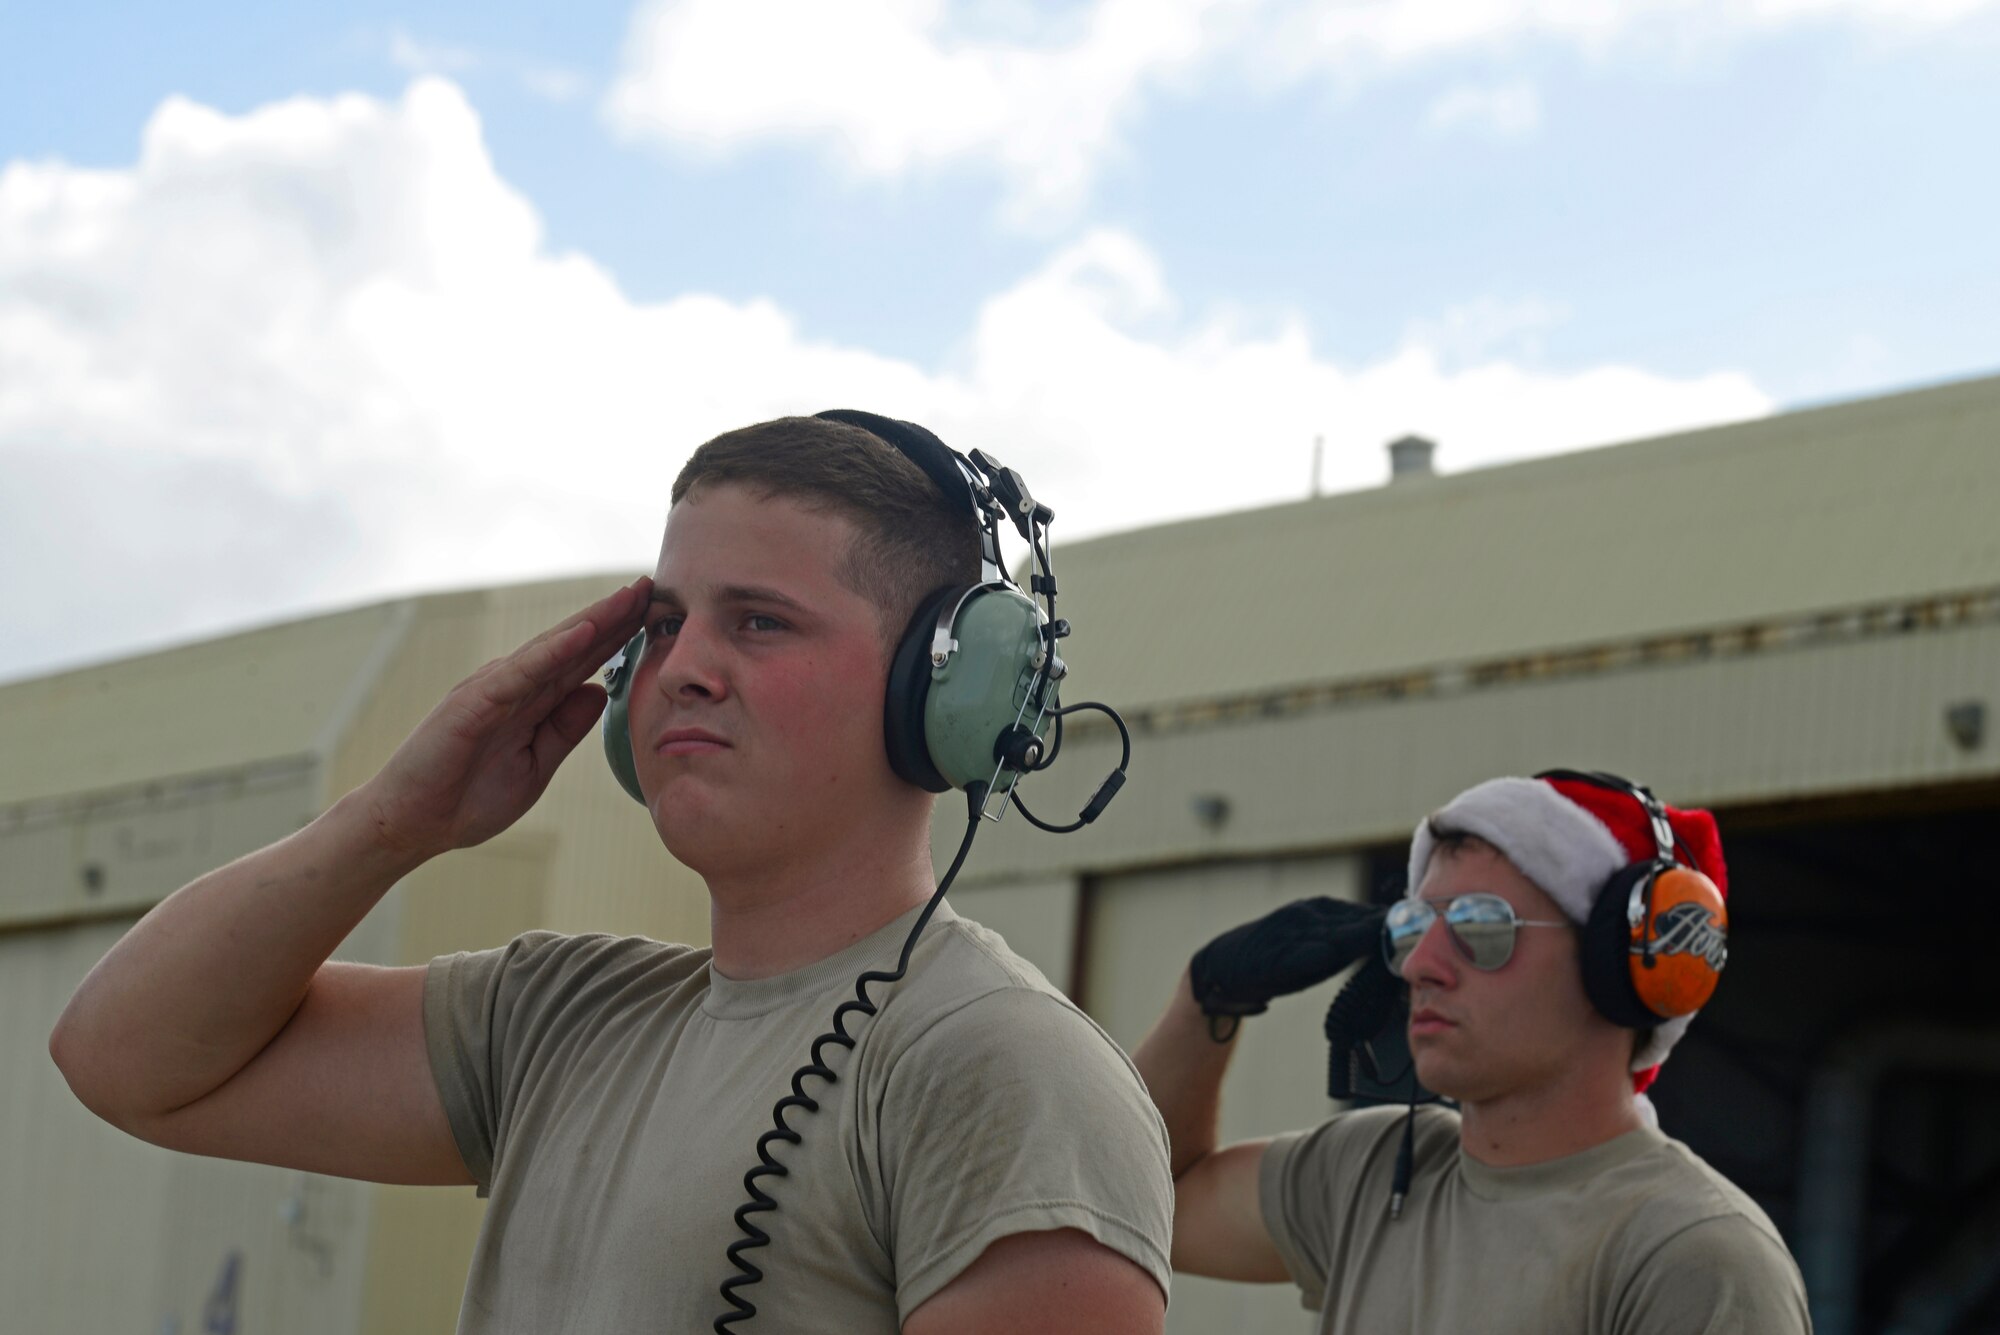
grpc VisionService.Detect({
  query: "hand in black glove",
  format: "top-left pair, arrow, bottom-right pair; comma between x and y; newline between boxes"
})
1190,897 -> 1388,1018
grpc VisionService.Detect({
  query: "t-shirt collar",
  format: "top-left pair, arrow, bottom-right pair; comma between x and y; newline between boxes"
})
702,899 -> 959,1020
1457,1124 -> 1666,1201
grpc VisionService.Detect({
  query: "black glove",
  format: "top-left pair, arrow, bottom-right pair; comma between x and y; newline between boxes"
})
1189,897 -> 1388,1018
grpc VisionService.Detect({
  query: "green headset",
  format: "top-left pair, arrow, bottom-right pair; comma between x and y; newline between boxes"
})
599,409 -> 1071,814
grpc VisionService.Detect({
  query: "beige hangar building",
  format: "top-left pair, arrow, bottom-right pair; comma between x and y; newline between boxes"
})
5,373 -> 1997,1335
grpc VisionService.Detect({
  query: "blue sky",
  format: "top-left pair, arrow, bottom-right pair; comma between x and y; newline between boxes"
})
3,0 -> 1997,681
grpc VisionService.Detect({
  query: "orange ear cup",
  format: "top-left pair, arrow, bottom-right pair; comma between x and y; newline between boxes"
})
1628,865 -> 1729,1019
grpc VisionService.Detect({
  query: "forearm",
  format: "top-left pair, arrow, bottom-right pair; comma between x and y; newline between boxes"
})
1130,967 -> 1238,1179
49,783 -> 431,1124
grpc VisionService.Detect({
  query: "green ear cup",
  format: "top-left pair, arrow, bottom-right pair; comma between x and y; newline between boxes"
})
602,630 -> 647,804
922,586 -> 1058,791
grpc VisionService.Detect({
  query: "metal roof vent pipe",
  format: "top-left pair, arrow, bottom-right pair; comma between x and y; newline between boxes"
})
1387,434 -> 1436,482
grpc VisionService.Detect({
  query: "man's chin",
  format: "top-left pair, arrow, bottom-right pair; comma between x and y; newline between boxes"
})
1410,1051 -> 1476,1104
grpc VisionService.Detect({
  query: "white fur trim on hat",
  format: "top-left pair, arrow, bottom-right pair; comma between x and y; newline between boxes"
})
1406,776 -> 1682,1076
1634,1014 -> 1689,1071
1406,776 -> 1627,924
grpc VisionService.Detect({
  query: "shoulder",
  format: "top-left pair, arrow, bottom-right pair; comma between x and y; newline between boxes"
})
1615,1211 -> 1808,1333
879,917 -> 1146,1092
1604,1140 -> 1808,1331
1608,1136 -> 1791,1254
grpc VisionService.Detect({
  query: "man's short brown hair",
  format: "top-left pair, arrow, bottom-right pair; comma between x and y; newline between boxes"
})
671,416 -> 981,646
1422,820 -> 1503,866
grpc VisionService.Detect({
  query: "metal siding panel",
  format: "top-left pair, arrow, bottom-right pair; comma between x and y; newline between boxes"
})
0,764 -> 319,930
0,601 -> 406,806
3,920 -> 173,1331
4,922 -> 368,1335
1081,855 -> 1365,1335
1051,375 -> 2000,712
948,618 -> 2000,883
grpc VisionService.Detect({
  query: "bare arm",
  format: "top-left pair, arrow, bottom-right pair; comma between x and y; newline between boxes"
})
48,577 -> 650,1183
902,1229 -> 1164,1335
1130,967 -> 1288,1282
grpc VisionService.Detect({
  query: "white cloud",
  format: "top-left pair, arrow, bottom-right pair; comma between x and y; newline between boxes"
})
604,0 -> 1242,222
0,80 -> 1768,682
1425,81 -> 1541,136
604,0 -> 1998,219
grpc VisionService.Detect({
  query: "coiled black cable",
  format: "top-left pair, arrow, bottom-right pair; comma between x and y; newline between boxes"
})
712,786 -> 987,1333
1010,702 -> 1130,834
1323,956 -> 1401,1100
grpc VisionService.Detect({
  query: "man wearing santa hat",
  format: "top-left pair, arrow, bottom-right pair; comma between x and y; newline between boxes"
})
1132,770 -> 1809,1332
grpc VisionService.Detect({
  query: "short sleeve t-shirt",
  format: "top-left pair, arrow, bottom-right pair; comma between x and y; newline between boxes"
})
424,901 -> 1173,1334
1259,1105 -> 1809,1335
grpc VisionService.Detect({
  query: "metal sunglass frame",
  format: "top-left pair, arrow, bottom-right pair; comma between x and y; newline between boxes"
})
1384,893 -> 1572,973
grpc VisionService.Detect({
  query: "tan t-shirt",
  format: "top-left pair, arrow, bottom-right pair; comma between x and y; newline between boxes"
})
1260,1105 -> 1809,1334
425,901 -> 1173,1333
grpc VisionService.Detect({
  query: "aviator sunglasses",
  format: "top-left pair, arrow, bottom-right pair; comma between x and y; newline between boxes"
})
1383,894 -> 1572,973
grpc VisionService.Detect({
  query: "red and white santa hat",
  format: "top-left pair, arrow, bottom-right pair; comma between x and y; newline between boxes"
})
1405,773 -> 1729,1091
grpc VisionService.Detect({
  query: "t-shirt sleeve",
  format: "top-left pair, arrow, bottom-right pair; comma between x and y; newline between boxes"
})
424,930 -> 690,1194
1260,1125 -> 1338,1309
871,986 -> 1175,1322
1614,1215 -> 1812,1335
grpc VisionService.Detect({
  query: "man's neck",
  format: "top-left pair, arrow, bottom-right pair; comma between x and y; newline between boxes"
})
1456,1066 -> 1645,1167
703,822 -> 938,980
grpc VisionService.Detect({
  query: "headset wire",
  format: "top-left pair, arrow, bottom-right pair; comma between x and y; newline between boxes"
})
712,786 -> 987,1333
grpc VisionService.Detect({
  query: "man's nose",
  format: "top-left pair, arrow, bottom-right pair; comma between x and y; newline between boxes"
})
1400,913 -> 1458,989
652,619 -> 728,702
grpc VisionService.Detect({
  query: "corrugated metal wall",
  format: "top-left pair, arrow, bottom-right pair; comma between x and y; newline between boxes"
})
4,917 -> 373,1335
946,610 -> 2000,886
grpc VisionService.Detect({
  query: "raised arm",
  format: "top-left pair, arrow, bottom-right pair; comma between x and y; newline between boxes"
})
1132,898 -> 1386,1281
48,577 -> 650,1184
1130,968 -> 1286,1282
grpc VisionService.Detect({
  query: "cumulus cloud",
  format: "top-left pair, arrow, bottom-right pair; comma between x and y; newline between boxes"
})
604,0 -> 1998,219
603,0 -> 1236,222
0,80 -> 1767,682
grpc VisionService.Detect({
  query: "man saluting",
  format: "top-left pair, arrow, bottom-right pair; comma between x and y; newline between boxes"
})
53,414 -> 1173,1333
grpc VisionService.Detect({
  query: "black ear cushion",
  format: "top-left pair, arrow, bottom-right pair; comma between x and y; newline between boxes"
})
883,585 -> 968,792
1581,862 -> 1669,1029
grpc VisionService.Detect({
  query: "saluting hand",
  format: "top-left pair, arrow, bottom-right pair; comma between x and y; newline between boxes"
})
357,576 -> 653,861
1188,897 -> 1388,1019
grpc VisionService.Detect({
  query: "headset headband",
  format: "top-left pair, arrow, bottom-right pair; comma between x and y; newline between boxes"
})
813,408 -> 1005,583
1533,768 -> 1679,866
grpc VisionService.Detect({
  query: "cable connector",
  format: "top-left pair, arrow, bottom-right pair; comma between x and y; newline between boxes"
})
1078,771 -> 1126,824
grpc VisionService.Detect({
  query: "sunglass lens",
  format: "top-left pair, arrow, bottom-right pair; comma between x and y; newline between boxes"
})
1383,901 -> 1429,971
1446,894 -> 1518,970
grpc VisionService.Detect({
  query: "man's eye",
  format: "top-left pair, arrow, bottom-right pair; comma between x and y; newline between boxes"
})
647,616 -> 682,639
746,614 -> 786,633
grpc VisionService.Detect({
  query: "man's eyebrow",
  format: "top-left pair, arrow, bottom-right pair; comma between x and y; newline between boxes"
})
649,585 -> 811,613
